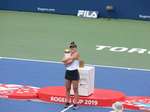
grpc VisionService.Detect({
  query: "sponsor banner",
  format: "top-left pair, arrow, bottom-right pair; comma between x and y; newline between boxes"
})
122,96 -> 150,111
0,0 -> 150,20
0,83 -> 39,99
77,10 -> 98,19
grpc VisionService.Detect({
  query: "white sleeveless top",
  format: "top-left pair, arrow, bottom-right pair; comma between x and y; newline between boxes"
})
66,60 -> 79,70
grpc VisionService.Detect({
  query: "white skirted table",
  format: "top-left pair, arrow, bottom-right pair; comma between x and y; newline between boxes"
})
71,66 -> 95,96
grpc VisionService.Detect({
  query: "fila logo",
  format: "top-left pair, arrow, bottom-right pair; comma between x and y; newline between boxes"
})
77,10 -> 98,18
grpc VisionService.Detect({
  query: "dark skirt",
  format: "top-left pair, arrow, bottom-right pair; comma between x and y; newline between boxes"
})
65,69 -> 80,81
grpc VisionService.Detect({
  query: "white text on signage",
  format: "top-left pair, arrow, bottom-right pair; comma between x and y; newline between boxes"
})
96,45 -> 150,54
77,10 -> 98,18
50,96 -> 98,106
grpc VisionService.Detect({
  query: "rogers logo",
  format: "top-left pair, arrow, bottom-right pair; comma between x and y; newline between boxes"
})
139,15 -> 150,19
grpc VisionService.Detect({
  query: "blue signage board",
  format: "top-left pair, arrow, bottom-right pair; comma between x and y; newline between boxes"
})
0,0 -> 150,20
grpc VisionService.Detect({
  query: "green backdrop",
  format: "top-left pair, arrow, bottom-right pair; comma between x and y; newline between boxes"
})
0,10 -> 150,70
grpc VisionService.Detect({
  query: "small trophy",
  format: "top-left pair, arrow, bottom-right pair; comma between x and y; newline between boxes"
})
79,60 -> 84,68
64,49 -> 71,58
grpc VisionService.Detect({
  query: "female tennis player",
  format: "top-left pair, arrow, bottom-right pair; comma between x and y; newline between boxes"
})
62,42 -> 80,110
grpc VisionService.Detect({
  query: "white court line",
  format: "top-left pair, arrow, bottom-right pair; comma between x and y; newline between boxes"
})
61,105 -> 73,112
0,57 -> 62,64
1,57 -> 150,71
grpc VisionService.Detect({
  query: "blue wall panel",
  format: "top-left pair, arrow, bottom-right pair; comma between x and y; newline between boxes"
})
0,0 -> 150,20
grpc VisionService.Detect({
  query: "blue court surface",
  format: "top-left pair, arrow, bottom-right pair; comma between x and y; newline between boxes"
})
0,98 -> 147,112
0,57 -> 150,112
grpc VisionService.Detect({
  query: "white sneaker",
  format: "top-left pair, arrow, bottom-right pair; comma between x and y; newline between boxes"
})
73,104 -> 78,110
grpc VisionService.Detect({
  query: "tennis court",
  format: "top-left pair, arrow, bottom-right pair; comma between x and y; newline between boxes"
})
0,57 -> 150,112
0,10 -> 150,112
